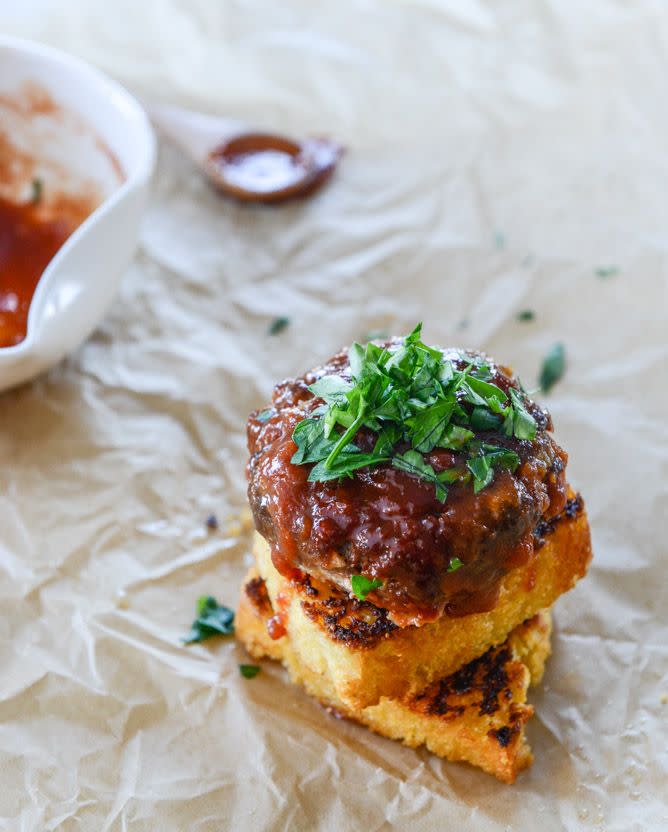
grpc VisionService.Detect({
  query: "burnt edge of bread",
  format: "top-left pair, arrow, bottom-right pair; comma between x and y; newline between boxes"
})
534,492 -> 583,547
301,594 -> 399,648
245,575 -> 273,617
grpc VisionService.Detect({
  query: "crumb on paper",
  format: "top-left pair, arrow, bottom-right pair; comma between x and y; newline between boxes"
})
660,693 -> 668,705
206,514 -> 219,531
115,589 -> 130,610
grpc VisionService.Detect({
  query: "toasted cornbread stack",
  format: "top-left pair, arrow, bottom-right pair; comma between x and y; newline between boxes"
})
237,489 -> 590,782
238,328 -> 592,781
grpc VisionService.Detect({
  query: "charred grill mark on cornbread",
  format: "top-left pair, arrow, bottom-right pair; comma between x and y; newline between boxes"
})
245,575 -> 272,617
240,578 -> 536,779
417,643 -> 516,719
534,493 -> 584,546
301,595 -> 398,648
247,331 -> 569,626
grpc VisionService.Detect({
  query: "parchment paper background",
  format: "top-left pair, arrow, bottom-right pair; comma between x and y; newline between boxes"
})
1,2 -> 667,830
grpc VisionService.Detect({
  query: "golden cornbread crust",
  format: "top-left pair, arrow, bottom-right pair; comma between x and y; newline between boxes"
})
237,569 -> 552,783
249,490 -> 590,709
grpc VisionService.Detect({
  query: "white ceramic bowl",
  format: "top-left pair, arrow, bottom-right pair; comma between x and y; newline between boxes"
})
0,36 -> 156,392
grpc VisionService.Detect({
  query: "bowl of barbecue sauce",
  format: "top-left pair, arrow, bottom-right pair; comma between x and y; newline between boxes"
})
0,37 -> 155,391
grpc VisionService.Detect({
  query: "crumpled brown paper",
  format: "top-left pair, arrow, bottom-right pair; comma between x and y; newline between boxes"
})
1,1 -> 667,830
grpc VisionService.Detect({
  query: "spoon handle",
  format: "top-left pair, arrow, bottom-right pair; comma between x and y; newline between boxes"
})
144,102 -> 247,166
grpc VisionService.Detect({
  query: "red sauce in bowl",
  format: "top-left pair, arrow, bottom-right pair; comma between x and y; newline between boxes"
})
0,195 -> 75,347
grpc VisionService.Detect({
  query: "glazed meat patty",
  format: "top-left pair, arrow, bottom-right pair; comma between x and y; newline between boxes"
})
247,343 -> 568,626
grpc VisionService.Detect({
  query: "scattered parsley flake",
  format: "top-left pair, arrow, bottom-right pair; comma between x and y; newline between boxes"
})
239,664 -> 261,679
183,596 -> 234,644
447,557 -> 463,573
351,575 -> 383,601
268,316 -> 290,335
539,343 -> 566,393
595,266 -> 619,279
517,309 -> 535,322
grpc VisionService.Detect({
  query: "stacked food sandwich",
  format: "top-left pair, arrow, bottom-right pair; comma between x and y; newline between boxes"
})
237,325 -> 591,782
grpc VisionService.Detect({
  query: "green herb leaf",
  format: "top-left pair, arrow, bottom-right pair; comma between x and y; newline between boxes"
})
256,408 -> 273,423
595,266 -> 619,279
539,343 -> 566,393
309,375 -> 352,404
517,309 -> 535,322
31,178 -> 43,204
183,596 -> 235,644
507,388 -> 537,440
268,316 -> 290,335
467,444 -> 519,493
438,424 -> 474,450
467,455 -> 494,494
407,399 -> 455,453
308,452 -> 388,482
464,375 -> 508,408
239,664 -> 261,679
447,557 -> 463,573
392,450 -> 448,502
351,575 -> 383,601
470,407 -> 503,431
288,324 -> 540,501
348,342 -> 366,378
493,231 -> 505,249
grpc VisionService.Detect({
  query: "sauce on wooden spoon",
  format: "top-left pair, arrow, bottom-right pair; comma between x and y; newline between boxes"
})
206,133 -> 343,204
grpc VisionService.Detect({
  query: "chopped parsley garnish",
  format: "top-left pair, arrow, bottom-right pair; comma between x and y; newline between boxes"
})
447,557 -> 463,573
31,178 -> 43,204
239,664 -> 261,679
517,309 -> 535,322
290,323 -> 537,500
539,343 -> 566,393
183,596 -> 235,644
351,575 -> 383,601
268,316 -> 290,335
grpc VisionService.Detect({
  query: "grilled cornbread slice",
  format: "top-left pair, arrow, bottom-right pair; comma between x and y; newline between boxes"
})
250,490 -> 589,709
237,570 -> 552,783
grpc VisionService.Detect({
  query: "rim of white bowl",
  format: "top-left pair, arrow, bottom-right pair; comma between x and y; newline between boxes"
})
0,35 -> 157,357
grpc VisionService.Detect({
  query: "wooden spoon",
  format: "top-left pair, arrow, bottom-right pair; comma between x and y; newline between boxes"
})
146,102 -> 343,204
